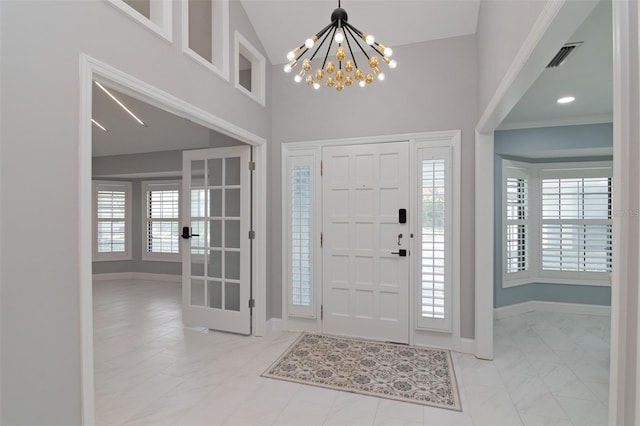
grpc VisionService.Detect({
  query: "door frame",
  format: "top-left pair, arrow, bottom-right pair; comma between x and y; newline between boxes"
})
281,130 -> 464,351
78,54 -> 268,424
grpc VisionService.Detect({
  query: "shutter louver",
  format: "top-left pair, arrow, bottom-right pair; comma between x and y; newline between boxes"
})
291,165 -> 311,307
541,177 -> 612,272
505,177 -> 528,273
146,187 -> 180,254
421,159 -> 446,320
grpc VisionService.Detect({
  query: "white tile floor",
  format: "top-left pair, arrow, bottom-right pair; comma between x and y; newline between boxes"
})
93,279 -> 610,425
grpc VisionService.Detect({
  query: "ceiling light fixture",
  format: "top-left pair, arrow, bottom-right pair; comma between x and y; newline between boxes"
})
284,0 -> 396,92
91,119 -> 108,132
557,96 -> 576,104
94,81 -> 147,126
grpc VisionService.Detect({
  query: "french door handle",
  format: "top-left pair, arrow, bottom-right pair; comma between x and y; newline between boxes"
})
181,226 -> 200,239
391,249 -> 407,257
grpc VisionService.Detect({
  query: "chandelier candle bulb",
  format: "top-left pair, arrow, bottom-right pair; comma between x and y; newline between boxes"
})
305,36 -> 318,49
287,47 -> 301,61
359,80 -> 366,87
365,34 -> 375,45
334,30 -> 344,44
284,60 -> 297,73
294,74 -> 302,83
313,82 -> 321,90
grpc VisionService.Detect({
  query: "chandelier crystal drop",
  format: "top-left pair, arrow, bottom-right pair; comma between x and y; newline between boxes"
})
284,0 -> 396,92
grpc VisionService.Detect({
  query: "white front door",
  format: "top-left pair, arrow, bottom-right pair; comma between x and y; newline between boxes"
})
182,146 -> 252,334
322,142 -> 410,343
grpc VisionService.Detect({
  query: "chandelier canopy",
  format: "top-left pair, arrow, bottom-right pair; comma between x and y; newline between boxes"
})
283,1 -> 397,91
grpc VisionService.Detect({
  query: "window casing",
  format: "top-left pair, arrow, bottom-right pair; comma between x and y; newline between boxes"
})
142,181 -> 181,262
107,0 -> 173,42
181,0 -> 229,80
503,160 -> 612,287
93,180 -> 132,262
234,31 -> 266,106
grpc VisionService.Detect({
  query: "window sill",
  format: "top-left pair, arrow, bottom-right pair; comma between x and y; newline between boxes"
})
142,254 -> 181,263
504,275 -> 610,288
93,254 -> 132,262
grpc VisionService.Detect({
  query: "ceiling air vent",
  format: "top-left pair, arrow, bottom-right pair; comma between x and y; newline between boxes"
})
546,42 -> 583,68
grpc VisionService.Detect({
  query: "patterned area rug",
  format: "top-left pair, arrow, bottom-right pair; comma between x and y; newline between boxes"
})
262,333 -> 461,411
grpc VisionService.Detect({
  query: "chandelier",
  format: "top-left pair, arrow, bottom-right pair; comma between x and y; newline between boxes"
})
283,0 -> 397,91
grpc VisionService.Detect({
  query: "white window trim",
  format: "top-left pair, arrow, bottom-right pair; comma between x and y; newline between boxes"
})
414,143 -> 457,333
234,31 -> 266,106
502,160 -> 613,288
284,150 -> 319,318
106,0 -> 173,42
141,180 -> 181,262
502,160 -> 533,287
181,0 -> 230,81
93,180 -> 133,262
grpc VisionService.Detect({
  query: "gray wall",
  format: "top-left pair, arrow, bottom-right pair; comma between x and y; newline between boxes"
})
270,35 -> 478,338
494,123 -> 613,308
0,0 -> 270,423
476,0 -> 547,116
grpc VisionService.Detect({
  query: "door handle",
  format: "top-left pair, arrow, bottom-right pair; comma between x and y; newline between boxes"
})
391,249 -> 407,257
181,226 -> 200,239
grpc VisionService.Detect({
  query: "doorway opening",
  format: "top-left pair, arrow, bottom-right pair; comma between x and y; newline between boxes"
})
79,55 -> 267,423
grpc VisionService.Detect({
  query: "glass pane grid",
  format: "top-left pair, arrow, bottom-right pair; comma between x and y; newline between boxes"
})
421,159 -> 446,320
291,165 -> 312,307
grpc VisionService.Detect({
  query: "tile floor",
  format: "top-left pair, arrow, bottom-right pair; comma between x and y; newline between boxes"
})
93,279 -> 610,425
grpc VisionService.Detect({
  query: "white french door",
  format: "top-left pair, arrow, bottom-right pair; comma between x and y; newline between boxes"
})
182,146 -> 252,334
322,142 -> 410,343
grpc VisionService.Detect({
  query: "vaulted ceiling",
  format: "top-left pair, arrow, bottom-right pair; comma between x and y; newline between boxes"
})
93,0 -> 612,157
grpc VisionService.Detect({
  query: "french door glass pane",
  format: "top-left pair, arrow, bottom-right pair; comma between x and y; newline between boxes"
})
190,279 -> 205,306
208,281 -> 222,309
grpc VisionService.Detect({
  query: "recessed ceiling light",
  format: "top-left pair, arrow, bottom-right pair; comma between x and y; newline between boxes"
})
91,119 -> 107,132
94,81 -> 147,127
557,96 -> 575,104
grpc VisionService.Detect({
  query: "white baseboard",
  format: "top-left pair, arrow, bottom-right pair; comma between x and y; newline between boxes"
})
456,337 -> 476,354
92,272 -> 133,281
495,300 -> 610,320
92,272 -> 180,283
132,272 -> 181,283
266,318 -> 282,335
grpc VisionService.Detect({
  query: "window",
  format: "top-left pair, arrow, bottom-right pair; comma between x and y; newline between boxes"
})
502,160 -> 612,286
93,181 -> 132,261
285,151 -> 317,318
107,0 -> 173,42
234,31 -> 266,106
540,175 -> 612,274
142,181 -> 181,261
417,146 -> 453,332
506,177 -> 529,273
181,0 -> 229,80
